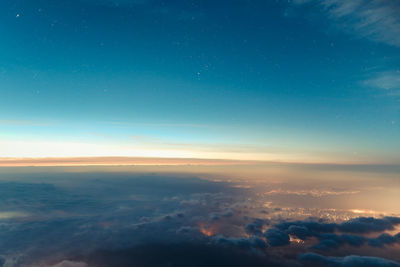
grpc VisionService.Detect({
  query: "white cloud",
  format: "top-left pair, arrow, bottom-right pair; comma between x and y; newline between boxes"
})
364,71 -> 400,96
294,0 -> 400,47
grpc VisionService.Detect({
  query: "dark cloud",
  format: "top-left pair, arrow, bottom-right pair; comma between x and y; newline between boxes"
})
310,231 -> 400,251
286,225 -> 313,240
276,220 -> 336,237
340,234 -> 366,247
264,228 -> 290,247
337,217 -> 400,234
79,243 -> 290,267
312,233 -> 372,251
245,218 -> 266,236
222,209 -> 233,217
212,235 -> 267,249
0,173 -> 247,266
368,233 -> 398,248
312,233 -> 344,250
210,214 -> 220,221
299,252 -> 400,267
176,226 -> 198,235
265,217 -> 400,251
274,217 -> 400,239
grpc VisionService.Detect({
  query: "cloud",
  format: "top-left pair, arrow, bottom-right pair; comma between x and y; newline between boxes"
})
310,231 -> 400,251
337,216 -> 400,233
49,260 -> 88,267
275,217 -> 400,240
265,189 -> 360,197
275,220 -> 336,236
176,226 -> 197,235
2,170 -> 400,266
293,0 -> 400,47
268,216 -> 400,251
312,233 -> 367,251
286,225 -> 313,240
364,71 -> 400,97
368,233 -> 399,247
80,243 -> 290,267
299,252 -> 400,266
245,219 -> 268,236
212,235 -> 268,249
208,209 -> 234,221
264,228 -> 290,247
0,174 -> 244,266
312,233 -> 344,250
340,234 -> 366,247
222,209 -> 234,217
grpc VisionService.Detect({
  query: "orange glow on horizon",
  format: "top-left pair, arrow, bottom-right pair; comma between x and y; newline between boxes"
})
0,156 -> 262,167
0,139 -> 393,166
0,156 -> 390,167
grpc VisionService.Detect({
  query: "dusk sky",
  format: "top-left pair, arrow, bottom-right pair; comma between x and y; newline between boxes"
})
1,0 -> 399,164
1,1 -> 400,267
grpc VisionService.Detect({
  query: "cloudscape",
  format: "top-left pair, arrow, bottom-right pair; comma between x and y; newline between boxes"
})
1,0 -> 399,266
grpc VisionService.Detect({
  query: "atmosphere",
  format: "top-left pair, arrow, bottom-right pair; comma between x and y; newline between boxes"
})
1,1 -> 400,267
1,0 -> 400,164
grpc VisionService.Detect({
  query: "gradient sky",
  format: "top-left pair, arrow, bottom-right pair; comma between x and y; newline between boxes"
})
0,0 -> 399,163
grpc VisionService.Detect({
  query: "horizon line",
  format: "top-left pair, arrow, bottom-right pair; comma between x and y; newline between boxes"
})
0,156 -> 397,167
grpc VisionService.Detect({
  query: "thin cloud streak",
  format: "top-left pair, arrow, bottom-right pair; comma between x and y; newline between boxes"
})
294,0 -> 400,47
364,70 -> 400,97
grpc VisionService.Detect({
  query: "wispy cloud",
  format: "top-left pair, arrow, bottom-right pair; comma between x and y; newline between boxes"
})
364,70 -> 400,96
293,0 -> 400,47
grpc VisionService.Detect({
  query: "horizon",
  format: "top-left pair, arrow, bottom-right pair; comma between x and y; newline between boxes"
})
1,0 -> 400,266
2,155 -> 400,166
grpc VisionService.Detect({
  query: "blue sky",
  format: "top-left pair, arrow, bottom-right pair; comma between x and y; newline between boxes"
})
0,0 -> 399,163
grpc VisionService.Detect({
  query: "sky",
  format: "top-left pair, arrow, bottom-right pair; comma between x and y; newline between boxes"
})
1,2 -> 400,265
0,0 -> 400,164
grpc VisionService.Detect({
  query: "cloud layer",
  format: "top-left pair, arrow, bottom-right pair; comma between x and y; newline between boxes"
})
1,170 -> 400,266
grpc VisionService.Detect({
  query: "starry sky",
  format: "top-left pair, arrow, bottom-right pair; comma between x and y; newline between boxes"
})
1,0 -> 399,164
